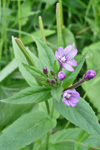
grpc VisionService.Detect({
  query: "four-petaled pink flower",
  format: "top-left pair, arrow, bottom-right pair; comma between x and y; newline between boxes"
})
62,89 -> 80,107
55,45 -> 77,71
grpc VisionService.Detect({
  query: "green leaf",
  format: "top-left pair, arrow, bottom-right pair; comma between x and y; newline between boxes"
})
51,86 -> 63,102
53,60 -> 59,76
49,128 -> 86,150
62,54 -> 86,88
20,0 -> 32,26
32,36 -> 55,71
33,128 -> 88,150
0,102 -> 33,131
54,97 -> 100,138
12,36 -> 37,86
0,111 -> 56,150
23,64 -> 46,83
22,29 -> 56,45
82,41 -> 100,72
37,99 -> 59,119
82,77 -> 100,112
82,42 -> 100,112
1,86 -> 51,104
64,28 -> 76,47
0,59 -> 17,82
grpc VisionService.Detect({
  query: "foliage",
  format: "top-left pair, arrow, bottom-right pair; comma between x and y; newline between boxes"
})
1,0 -> 100,150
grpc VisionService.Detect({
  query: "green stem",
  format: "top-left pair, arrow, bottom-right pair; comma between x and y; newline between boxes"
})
62,25 -> 66,47
39,16 -> 46,43
59,64 -> 62,72
56,3 -> 62,47
50,100 -> 54,118
45,101 -> 50,115
18,0 -> 21,39
45,100 -> 50,150
64,78 -> 85,91
58,0 -> 64,25
15,38 -> 34,66
45,133 -> 50,150
64,121 -> 70,129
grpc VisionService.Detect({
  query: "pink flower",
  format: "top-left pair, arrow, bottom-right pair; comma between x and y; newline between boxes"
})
62,89 -> 80,107
55,45 -> 77,71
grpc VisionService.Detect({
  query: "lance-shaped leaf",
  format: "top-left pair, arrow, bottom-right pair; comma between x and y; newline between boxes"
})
12,37 -> 38,86
51,86 -> 63,102
23,64 -> 46,83
54,97 -> 100,138
1,86 -> 51,104
32,36 -> 55,71
62,54 -> 86,88
0,111 -> 56,150
33,128 -> 96,150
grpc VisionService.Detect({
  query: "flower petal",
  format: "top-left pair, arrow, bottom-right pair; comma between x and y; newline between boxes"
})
71,89 -> 80,97
72,92 -> 80,98
67,59 -> 77,66
66,48 -> 78,60
58,47 -> 64,56
55,51 -> 60,61
62,63 -> 74,71
70,102 -> 76,107
62,99 -> 70,106
70,98 -> 79,103
64,45 -> 73,55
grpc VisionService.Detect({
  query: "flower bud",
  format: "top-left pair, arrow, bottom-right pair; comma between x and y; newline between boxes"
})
84,70 -> 96,81
58,71 -> 65,81
50,79 -> 56,84
46,78 -> 50,83
43,67 -> 48,75
50,70 -> 55,76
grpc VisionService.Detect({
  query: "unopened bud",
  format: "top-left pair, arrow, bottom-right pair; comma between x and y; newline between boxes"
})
46,78 -> 50,83
43,67 -> 48,75
50,79 -> 56,84
84,70 -> 96,81
58,71 -> 65,81
50,70 -> 55,76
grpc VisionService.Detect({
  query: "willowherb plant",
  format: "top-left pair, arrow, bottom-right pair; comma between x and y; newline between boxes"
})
0,3 -> 100,150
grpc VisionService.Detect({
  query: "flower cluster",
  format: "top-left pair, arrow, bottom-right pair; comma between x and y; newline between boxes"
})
43,45 -> 96,107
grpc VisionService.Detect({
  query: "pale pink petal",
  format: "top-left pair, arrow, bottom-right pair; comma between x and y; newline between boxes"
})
67,59 -> 77,66
71,89 -> 80,97
66,48 -> 78,60
62,99 -> 70,106
55,51 -> 60,61
70,102 -> 76,107
72,92 -> 80,98
70,98 -> 79,103
58,47 -> 64,56
71,89 -> 76,93
64,45 -> 73,55
62,63 -> 74,71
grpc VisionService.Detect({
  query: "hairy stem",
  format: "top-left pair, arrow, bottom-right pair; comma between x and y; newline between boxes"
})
64,78 -> 85,91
